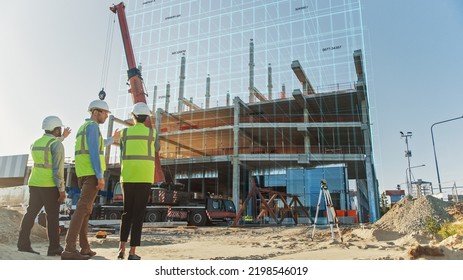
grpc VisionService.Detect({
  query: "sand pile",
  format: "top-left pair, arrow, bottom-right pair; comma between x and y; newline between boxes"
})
373,195 -> 453,234
0,207 -> 47,244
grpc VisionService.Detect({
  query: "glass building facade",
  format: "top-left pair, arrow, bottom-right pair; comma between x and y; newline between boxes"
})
262,165 -> 349,214
108,0 -> 378,222
113,0 -> 366,116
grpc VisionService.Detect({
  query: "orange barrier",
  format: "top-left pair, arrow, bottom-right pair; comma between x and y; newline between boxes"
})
346,210 -> 358,223
335,210 -> 346,217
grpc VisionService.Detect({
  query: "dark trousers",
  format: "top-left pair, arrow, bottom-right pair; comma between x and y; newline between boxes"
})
18,186 -> 61,251
120,183 -> 151,247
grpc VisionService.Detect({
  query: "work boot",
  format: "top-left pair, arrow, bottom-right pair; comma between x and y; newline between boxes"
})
47,245 -> 64,256
80,248 -> 97,257
60,250 -> 90,260
128,254 -> 141,260
18,247 -> 40,255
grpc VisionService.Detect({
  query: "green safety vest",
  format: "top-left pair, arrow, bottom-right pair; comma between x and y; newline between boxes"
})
74,120 -> 106,177
120,123 -> 155,183
28,135 -> 59,187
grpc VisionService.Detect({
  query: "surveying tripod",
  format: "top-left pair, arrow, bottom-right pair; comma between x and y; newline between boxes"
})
311,180 -> 343,242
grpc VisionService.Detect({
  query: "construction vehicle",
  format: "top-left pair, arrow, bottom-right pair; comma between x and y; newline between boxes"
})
93,182 -> 236,226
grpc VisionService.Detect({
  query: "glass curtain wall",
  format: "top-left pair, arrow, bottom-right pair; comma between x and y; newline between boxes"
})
106,0 -> 369,214
112,0 -> 365,120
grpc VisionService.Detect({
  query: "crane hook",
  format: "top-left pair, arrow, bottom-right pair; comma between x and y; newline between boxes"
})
99,88 -> 106,100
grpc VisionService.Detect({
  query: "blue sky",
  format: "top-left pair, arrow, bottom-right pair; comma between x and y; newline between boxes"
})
1,0 -> 463,196
362,0 -> 463,195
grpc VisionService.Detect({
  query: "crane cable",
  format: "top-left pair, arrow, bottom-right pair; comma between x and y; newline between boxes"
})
99,11 -> 116,100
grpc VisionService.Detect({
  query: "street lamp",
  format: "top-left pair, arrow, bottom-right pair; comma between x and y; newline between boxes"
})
400,131 -> 413,195
406,164 -> 425,196
431,115 -> 463,193
406,164 -> 426,180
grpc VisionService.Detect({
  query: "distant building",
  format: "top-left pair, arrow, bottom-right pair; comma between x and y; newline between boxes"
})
385,190 -> 406,205
0,154 -> 28,188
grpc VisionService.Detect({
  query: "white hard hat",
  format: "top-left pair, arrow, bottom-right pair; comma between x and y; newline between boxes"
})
42,116 -> 63,131
132,102 -> 151,116
88,100 -> 111,113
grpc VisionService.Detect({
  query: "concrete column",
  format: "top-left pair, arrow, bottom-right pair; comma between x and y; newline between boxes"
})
267,63 -> 273,100
155,108 -> 162,152
361,100 -> 378,222
105,114 -> 114,166
165,82 -> 170,112
232,97 -> 241,212
152,85 -> 157,112
248,39 -> 255,103
178,56 -> 186,113
205,74 -> 211,109
102,114 -> 115,203
303,108 -> 311,155
281,83 -> 286,99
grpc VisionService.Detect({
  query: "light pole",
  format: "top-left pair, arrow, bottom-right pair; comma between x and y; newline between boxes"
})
400,131 -> 413,195
406,164 -> 426,181
431,115 -> 463,193
406,164 -> 425,196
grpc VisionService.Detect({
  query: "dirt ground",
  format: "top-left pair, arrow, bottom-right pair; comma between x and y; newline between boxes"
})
1,195 -> 463,261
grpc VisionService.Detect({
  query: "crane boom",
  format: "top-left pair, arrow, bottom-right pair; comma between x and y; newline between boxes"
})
110,2 -> 165,182
110,2 -> 147,106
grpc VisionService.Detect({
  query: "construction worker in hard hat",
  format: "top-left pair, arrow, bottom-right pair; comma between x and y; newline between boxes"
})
117,102 -> 155,260
17,116 -> 69,256
61,100 -> 120,260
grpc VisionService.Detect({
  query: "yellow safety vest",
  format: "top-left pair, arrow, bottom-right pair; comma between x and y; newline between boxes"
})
74,120 -> 106,177
120,123 -> 155,183
28,135 -> 59,187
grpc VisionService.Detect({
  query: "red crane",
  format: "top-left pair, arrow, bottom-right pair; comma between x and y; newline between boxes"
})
110,2 -> 165,183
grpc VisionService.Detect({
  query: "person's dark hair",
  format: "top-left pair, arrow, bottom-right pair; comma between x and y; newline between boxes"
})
134,114 -> 148,123
45,127 -> 60,135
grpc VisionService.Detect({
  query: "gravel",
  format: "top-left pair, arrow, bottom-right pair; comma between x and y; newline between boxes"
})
374,195 -> 453,234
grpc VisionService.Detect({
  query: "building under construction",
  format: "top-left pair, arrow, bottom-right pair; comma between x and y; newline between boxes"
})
107,0 -> 379,222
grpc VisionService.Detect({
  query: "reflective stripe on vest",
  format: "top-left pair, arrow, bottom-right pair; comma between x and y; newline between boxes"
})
120,124 -> 155,183
28,135 -> 58,187
120,128 -> 155,161
74,120 -> 106,177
